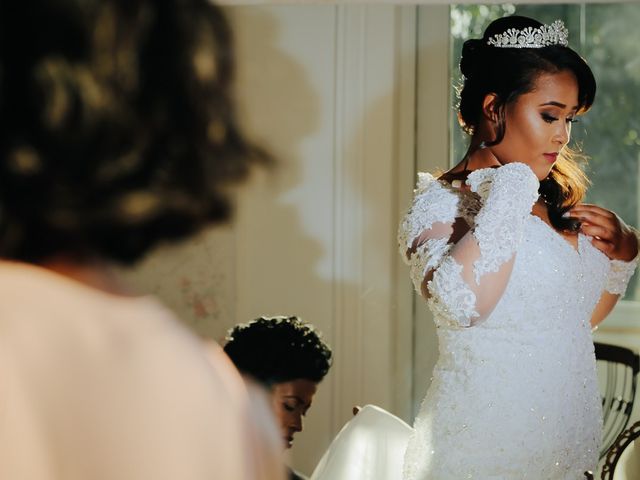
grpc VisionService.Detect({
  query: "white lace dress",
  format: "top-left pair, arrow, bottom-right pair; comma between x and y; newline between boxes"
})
398,163 -> 637,480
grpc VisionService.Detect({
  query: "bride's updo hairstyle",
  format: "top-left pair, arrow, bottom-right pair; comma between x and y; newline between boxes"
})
459,15 -> 596,232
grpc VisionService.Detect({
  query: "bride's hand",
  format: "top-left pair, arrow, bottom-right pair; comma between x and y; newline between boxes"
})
567,204 -> 638,261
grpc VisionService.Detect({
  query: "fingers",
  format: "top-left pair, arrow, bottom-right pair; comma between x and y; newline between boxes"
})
567,203 -> 637,261
568,206 -> 619,235
590,237 -> 615,256
569,204 -> 616,218
568,204 -> 616,225
570,205 -> 618,250
570,203 -> 613,214
579,222 -> 615,242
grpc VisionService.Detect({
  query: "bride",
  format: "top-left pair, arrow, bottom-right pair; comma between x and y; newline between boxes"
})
311,15 -> 639,480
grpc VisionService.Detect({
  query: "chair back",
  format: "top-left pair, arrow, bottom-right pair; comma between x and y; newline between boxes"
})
595,342 -> 640,460
600,420 -> 640,479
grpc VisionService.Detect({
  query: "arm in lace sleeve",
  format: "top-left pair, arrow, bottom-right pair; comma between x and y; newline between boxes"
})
590,230 -> 640,328
398,172 -> 459,296
605,257 -> 638,295
604,229 -> 640,295
399,162 -> 539,328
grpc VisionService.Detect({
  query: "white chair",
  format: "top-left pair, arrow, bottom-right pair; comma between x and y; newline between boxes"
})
310,405 -> 413,480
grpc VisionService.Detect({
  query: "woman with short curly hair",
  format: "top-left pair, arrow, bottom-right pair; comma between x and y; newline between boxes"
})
225,316 -> 332,480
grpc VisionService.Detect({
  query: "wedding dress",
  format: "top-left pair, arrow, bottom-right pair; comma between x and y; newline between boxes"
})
398,162 -> 617,479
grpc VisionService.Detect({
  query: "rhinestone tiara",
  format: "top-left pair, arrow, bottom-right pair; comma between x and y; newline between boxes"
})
486,20 -> 569,49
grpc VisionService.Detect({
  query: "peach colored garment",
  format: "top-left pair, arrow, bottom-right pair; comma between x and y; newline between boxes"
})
0,261 -> 284,480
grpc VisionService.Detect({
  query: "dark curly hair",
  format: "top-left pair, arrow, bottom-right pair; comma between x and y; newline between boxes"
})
0,0 -> 270,265
457,15 -> 596,232
223,316 -> 332,387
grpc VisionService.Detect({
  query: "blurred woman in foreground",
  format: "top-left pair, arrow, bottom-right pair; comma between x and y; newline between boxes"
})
0,1 -> 284,479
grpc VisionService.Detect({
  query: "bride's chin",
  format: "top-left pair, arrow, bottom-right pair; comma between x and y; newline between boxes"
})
535,166 -> 553,181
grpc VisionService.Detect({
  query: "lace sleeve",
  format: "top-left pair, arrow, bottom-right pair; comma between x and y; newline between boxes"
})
466,162 -> 540,283
604,229 -> 640,295
398,163 -> 538,328
397,173 -> 459,293
399,163 -> 539,329
427,256 -> 479,328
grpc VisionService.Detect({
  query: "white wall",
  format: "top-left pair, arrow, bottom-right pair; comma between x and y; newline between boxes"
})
119,5 -> 419,475
229,6 -> 418,473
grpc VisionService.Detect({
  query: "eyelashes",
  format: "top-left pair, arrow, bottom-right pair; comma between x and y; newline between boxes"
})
282,402 -> 309,416
541,113 -> 579,124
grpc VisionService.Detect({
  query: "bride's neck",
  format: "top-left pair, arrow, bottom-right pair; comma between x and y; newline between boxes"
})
465,148 -> 501,170
448,146 -> 500,176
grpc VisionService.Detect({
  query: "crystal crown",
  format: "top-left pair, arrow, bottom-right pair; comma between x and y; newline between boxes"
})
487,20 -> 569,49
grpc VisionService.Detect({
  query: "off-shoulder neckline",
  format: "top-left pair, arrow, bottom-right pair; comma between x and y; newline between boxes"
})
419,170 -> 600,259
418,171 -> 471,195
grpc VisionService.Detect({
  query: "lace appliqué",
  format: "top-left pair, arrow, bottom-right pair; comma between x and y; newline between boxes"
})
409,238 -> 452,294
457,191 -> 481,227
604,229 -> 640,295
604,259 -> 637,295
397,173 -> 458,255
427,256 -> 479,328
466,163 -> 539,284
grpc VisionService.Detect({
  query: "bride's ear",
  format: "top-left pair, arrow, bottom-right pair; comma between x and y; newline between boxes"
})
482,93 -> 500,124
